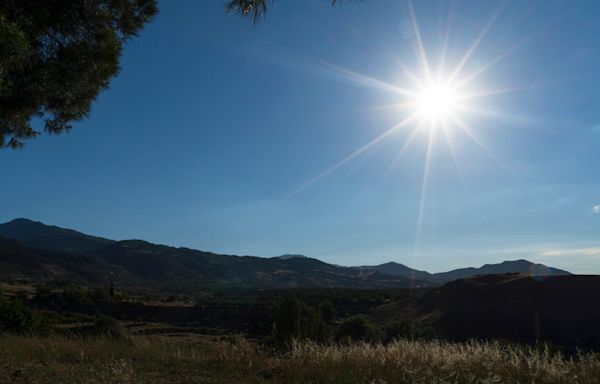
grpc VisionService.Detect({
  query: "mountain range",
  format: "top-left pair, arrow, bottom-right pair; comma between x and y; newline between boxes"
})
0,218 -> 571,291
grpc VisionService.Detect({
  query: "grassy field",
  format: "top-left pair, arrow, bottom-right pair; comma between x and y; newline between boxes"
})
1,335 -> 599,383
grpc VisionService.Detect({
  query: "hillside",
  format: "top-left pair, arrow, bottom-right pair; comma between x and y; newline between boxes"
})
353,262 -> 434,281
434,260 -> 571,281
0,219 -> 425,290
0,218 -> 572,291
0,236 -> 124,283
0,218 -> 114,253
92,240 -> 419,289
375,274 -> 600,348
355,259 -> 570,283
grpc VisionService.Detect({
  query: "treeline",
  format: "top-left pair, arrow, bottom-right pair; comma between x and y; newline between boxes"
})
270,295 -> 435,348
1,285 -> 434,345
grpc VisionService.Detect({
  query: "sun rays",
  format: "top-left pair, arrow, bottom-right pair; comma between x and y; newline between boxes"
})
288,1 -> 514,203
282,1 -> 537,266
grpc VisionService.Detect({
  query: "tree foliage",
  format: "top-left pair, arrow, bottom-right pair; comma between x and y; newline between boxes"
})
0,0 -> 157,148
385,318 -> 436,342
226,0 -> 269,23
272,296 -> 331,346
336,315 -> 384,343
0,296 -> 52,335
227,0 -> 344,23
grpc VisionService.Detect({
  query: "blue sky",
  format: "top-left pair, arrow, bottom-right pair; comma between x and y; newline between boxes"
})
1,0 -> 599,273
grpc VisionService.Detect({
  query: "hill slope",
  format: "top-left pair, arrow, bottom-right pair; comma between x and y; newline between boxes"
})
92,240 -> 422,289
0,218 -> 573,290
0,218 -> 114,253
0,219 -> 426,289
424,274 -> 600,347
353,262 -> 434,281
375,274 -> 600,348
433,259 -> 571,281
0,236 -> 121,283
354,259 -> 570,283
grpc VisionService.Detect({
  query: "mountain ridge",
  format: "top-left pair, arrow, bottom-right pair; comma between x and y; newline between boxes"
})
0,218 -> 573,290
0,218 -> 114,253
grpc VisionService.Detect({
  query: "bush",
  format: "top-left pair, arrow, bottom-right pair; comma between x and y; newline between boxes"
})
0,296 -> 52,335
385,318 -> 436,342
272,296 -> 330,346
34,284 -> 52,299
91,316 -> 127,339
318,299 -> 337,322
336,315 -> 384,343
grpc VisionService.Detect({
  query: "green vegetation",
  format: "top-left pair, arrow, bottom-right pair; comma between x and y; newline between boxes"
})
0,296 -> 51,335
1,281 -> 599,382
336,315 -> 384,343
90,316 -> 128,339
0,1 -> 157,148
227,0 -> 343,23
271,296 -> 330,346
270,296 -> 435,346
0,335 -> 598,383
384,318 -> 436,341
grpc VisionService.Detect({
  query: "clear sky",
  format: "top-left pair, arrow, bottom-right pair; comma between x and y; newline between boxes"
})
1,1 -> 599,273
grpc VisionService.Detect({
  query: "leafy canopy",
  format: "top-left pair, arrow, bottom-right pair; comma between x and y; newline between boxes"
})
227,0 -> 344,23
0,0 -> 157,148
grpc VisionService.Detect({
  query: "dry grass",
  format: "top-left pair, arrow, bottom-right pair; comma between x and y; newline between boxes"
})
0,283 -> 35,298
285,340 -> 600,383
0,335 -> 598,383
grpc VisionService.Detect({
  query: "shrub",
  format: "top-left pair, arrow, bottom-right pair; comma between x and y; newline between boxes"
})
272,296 -> 330,346
0,296 -> 52,335
336,315 -> 384,343
91,316 -> 127,339
385,318 -> 436,341
89,287 -> 110,302
318,299 -> 337,322
33,284 -> 52,299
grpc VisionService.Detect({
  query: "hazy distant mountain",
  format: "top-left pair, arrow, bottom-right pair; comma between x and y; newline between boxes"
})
353,262 -> 434,281
277,254 -> 308,260
0,218 -> 114,253
355,259 -> 571,283
433,259 -> 571,281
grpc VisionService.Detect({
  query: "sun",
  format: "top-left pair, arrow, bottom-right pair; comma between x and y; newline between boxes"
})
288,1 -> 510,199
415,82 -> 461,121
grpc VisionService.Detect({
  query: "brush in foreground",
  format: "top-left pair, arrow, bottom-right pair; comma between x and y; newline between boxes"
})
0,335 -> 598,383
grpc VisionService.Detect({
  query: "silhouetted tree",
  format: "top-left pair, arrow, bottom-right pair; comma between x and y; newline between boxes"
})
109,271 -> 115,298
272,296 -> 302,344
226,0 -> 268,23
272,296 -> 330,346
336,315 -> 383,343
319,299 -> 337,322
385,318 -> 436,342
0,0 -> 157,148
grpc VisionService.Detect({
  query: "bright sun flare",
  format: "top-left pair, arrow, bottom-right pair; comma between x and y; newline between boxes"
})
290,1 -> 509,201
415,83 -> 461,121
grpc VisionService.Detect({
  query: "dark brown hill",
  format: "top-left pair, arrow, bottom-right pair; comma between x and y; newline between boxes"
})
417,274 -> 600,348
